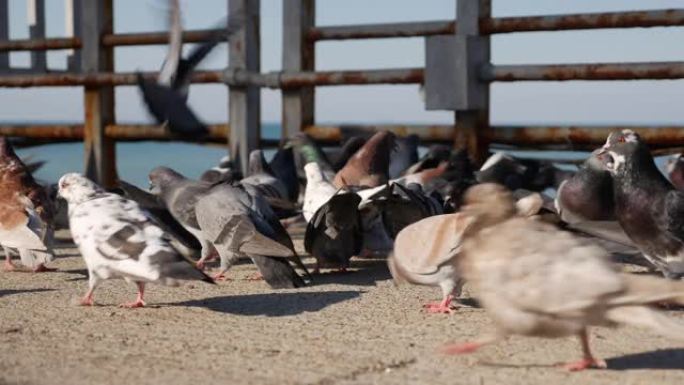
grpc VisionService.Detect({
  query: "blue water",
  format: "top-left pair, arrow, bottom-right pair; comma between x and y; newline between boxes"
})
13,122 -> 671,187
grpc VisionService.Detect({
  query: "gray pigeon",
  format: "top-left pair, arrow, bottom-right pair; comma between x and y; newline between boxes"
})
149,167 -> 309,288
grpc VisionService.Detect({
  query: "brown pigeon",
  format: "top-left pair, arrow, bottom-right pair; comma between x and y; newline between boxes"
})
442,183 -> 684,371
333,131 -> 395,188
0,137 -> 55,272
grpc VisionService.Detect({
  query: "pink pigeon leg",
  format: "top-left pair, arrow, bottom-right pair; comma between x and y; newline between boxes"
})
196,250 -> 218,270
559,329 -> 607,371
119,282 -> 146,308
212,270 -> 232,281
3,254 -> 16,272
80,288 -> 95,306
246,272 -> 263,281
423,295 -> 455,314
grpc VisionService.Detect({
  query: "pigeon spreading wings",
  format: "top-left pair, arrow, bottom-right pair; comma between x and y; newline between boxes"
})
59,173 -> 211,307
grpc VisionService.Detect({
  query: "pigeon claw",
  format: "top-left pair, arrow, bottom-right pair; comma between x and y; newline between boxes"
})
32,264 -> 57,273
119,300 -> 146,309
79,296 -> 94,307
2,260 -> 16,272
212,272 -> 231,281
246,272 -> 264,281
423,302 -> 455,314
559,358 -> 607,372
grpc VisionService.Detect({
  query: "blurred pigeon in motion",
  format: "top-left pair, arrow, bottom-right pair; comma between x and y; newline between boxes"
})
194,184 -> 309,288
600,129 -> 684,279
0,138 -> 55,272
303,162 -> 337,223
199,155 -> 239,184
334,131 -> 395,188
442,183 -> 684,371
58,173 -> 212,308
289,133 -> 336,183
388,192 -> 542,314
666,153 -> 684,190
305,191 -> 363,273
137,0 -> 242,137
113,179 -> 201,256
389,134 -> 419,179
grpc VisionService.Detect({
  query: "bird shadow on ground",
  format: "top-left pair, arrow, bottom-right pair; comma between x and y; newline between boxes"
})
165,290 -> 361,316
309,258 -> 392,287
0,288 -> 55,298
61,268 -> 89,281
606,348 -> 684,370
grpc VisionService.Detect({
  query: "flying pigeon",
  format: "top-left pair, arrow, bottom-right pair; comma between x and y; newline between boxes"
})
137,0 -> 242,137
599,129 -> 684,278
58,173 -> 212,308
0,138 -> 55,272
443,183 -> 684,371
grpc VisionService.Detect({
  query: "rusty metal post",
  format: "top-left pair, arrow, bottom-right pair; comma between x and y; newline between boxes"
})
66,0 -> 82,72
228,0 -> 260,174
81,0 -> 116,187
28,0 -> 47,71
0,0 -> 8,71
282,0 -> 315,140
454,0 -> 490,165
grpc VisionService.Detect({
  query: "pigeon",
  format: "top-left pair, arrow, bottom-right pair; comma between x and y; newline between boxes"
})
58,173 -> 212,307
269,146 -> 300,202
599,129 -> 684,278
113,179 -> 201,257
304,191 -> 363,272
389,134 -> 419,179
302,162 -> 338,223
388,192 -> 543,314
289,133 -> 336,183
403,144 -> 451,175
332,136 -> 367,172
137,1 -> 242,137
200,155 -> 239,184
240,150 -> 295,217
666,153 -> 684,190
334,131 -> 395,188
442,183 -> 684,371
150,167 -> 309,287
194,183 -> 309,288
0,138 -> 55,272
476,152 -> 569,192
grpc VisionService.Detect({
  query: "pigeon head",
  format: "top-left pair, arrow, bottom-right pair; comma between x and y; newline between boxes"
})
149,166 -> 186,194
598,130 -> 647,176
461,183 -> 517,229
247,150 -> 273,176
58,173 -> 104,204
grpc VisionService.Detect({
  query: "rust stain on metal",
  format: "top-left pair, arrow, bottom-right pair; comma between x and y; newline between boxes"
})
101,29 -> 224,47
0,37 -> 81,52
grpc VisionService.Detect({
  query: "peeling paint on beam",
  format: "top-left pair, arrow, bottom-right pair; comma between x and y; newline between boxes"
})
485,62 -> 684,82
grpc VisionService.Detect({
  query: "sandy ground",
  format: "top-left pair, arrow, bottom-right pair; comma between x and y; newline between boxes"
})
2,227 -> 684,385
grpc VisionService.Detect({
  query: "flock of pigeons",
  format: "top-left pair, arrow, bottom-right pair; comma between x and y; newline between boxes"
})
4,0 -> 684,373
3,127 -> 684,371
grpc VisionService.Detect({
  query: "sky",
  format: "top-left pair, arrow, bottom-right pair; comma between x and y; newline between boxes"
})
1,0 -> 684,126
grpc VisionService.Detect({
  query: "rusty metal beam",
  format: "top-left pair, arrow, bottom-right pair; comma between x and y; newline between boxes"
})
106,124 -> 228,140
307,9 -> 684,41
484,62 -> 684,82
0,37 -> 81,52
0,70 -> 224,87
276,67 -> 424,88
488,125 -> 684,148
482,9 -> 684,34
101,29 -> 225,47
303,124 -> 453,143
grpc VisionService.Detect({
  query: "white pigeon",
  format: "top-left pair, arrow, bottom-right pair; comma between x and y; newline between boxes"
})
58,173 -> 212,308
303,162 -> 337,222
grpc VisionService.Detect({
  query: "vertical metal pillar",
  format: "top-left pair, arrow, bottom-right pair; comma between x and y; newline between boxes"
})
282,0 -> 315,140
66,0 -> 82,72
81,0 -> 116,187
0,0 -> 8,71
454,0 -> 491,165
27,0 -> 46,72
228,0 -> 261,174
